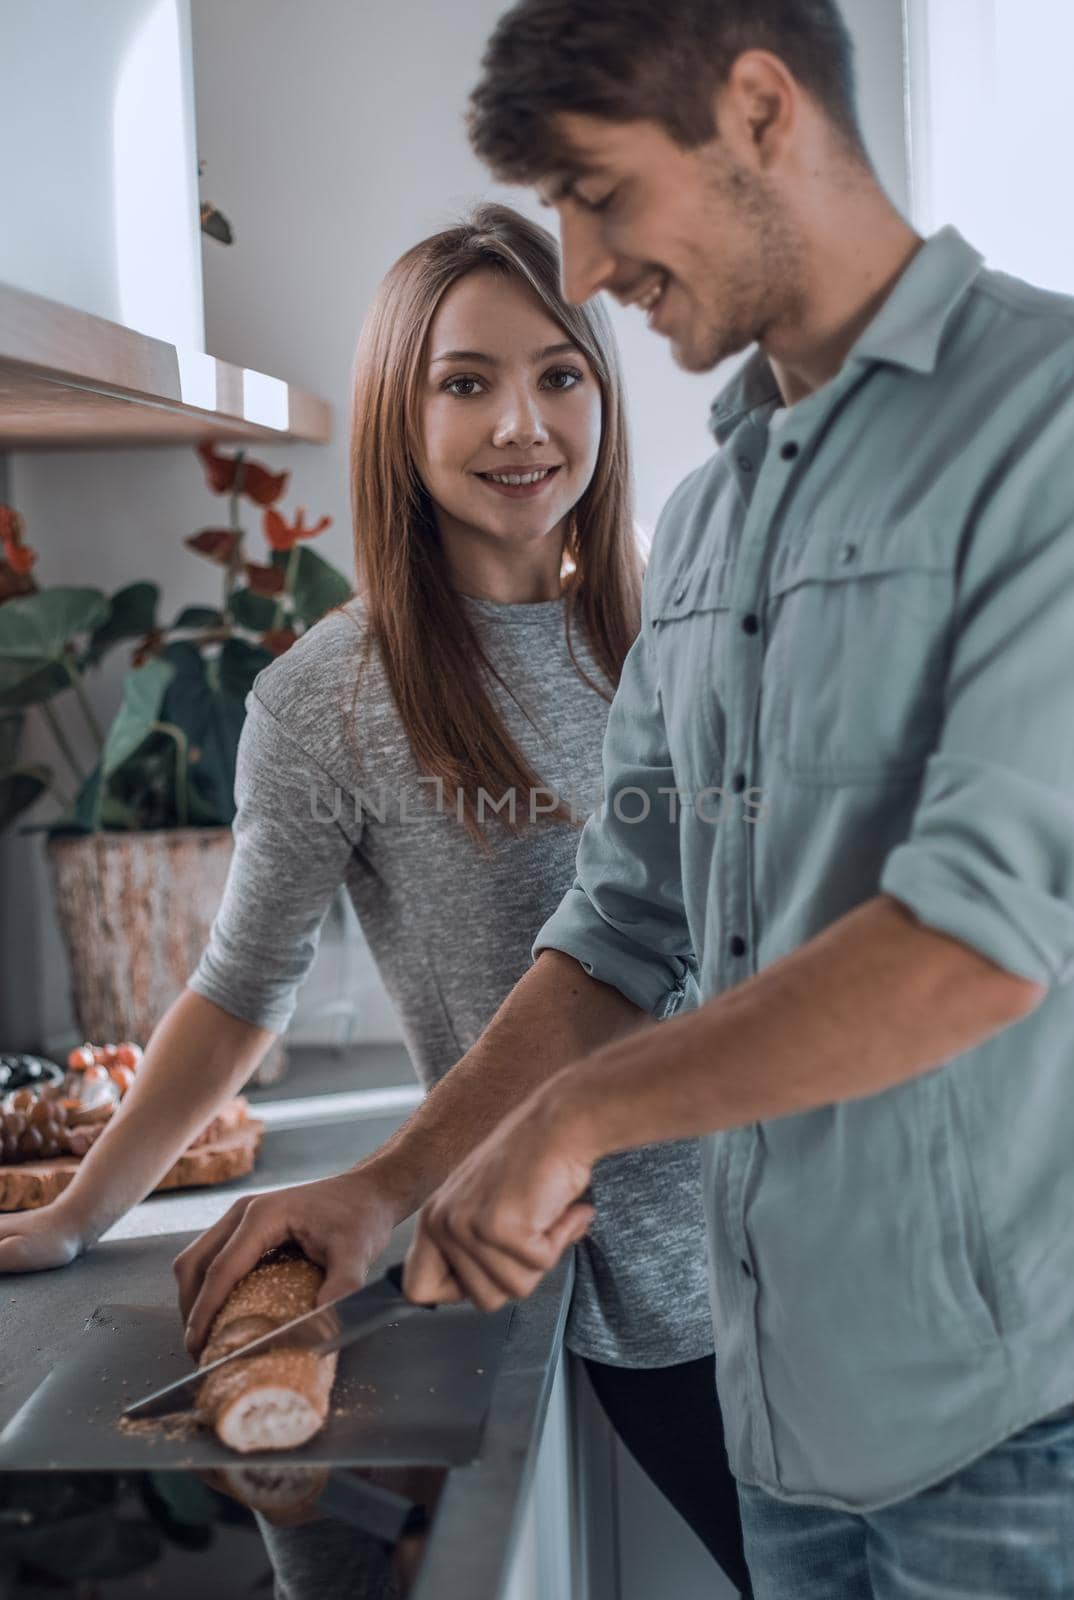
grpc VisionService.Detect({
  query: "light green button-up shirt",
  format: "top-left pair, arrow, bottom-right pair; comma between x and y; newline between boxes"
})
534,226 -> 1074,1509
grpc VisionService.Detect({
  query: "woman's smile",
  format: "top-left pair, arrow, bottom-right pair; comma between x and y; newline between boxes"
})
473,463 -> 563,498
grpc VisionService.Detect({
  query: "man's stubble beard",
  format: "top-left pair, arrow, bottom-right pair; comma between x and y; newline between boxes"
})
681,155 -> 807,372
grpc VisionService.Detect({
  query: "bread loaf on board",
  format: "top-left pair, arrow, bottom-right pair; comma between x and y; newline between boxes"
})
197,1246 -> 337,1453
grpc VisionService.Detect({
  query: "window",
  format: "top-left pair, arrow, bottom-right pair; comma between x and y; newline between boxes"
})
904,0 -> 1074,293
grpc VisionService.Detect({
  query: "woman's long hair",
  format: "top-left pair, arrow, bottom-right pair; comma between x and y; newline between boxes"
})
346,202 -> 642,849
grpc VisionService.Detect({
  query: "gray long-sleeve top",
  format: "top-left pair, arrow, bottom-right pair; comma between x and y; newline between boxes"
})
188,591 -> 713,1366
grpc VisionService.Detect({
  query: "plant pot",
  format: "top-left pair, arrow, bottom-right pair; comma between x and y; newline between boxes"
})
45,827 -> 288,1084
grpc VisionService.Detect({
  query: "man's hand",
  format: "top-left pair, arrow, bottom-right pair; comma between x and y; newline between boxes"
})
403,1087 -> 596,1312
175,1168 -> 404,1356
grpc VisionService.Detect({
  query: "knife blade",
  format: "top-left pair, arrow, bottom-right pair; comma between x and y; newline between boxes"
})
123,1262 -> 433,1421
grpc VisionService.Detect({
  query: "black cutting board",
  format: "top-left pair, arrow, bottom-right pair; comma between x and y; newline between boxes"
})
0,1298 -> 510,1471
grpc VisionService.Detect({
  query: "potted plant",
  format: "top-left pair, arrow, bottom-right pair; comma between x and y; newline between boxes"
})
0,448 -> 350,1078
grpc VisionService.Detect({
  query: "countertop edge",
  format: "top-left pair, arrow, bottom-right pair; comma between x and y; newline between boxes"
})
410,1255 -> 574,1600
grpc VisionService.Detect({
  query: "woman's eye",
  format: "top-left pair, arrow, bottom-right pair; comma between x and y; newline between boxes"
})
541,366 -> 584,391
443,376 -> 483,397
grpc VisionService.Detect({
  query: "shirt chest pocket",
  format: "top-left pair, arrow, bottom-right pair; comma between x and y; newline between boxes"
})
650,559 -> 734,789
764,524 -> 956,784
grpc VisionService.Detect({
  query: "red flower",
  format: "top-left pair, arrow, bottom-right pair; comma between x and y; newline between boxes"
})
195,443 -> 289,507
0,503 -> 37,576
185,528 -> 242,566
6,545 -> 35,575
263,507 -> 332,552
260,626 -> 298,656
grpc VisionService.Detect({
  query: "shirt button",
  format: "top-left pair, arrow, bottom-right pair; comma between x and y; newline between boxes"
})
741,614 -> 760,635
838,540 -> 858,564
780,441 -> 799,461
673,587 -> 686,604
731,772 -> 746,793
729,934 -> 747,957
740,1258 -> 752,1278
736,455 -> 753,473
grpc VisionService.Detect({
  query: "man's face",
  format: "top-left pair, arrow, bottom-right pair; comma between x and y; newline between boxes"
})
538,110 -> 800,373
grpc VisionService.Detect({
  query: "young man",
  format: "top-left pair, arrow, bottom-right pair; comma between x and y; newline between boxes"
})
177,3 -> 1074,1592
396,0 -> 1074,1593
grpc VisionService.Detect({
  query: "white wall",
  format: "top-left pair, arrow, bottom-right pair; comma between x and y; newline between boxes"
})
189,0 -> 909,541
0,0 -> 909,1056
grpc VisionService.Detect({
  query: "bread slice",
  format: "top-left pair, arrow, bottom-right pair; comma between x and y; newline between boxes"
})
198,1246 -> 337,1453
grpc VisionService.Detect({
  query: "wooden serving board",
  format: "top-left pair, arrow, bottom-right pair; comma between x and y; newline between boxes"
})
0,1117 -> 264,1211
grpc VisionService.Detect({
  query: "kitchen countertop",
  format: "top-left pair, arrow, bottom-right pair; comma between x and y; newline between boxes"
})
0,1084 -> 571,1600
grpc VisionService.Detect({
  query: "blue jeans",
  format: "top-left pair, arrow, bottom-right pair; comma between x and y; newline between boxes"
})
737,1401 -> 1074,1598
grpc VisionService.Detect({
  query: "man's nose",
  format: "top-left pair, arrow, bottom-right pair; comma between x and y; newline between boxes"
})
492,386 -> 550,448
558,208 -> 618,305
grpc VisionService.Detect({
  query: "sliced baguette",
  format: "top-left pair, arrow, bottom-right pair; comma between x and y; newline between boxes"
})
198,1245 -> 337,1454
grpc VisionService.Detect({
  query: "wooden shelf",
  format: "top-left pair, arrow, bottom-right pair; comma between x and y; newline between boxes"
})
0,282 -> 331,449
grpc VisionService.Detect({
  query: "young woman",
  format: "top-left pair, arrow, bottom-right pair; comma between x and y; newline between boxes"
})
0,205 -> 751,1597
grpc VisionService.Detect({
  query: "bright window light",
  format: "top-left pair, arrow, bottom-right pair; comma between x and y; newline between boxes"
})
243,368 -> 290,432
176,347 -> 217,413
112,0 -> 203,348
905,0 -> 1074,294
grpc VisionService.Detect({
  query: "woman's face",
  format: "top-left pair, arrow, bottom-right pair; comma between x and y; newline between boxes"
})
416,269 -> 602,577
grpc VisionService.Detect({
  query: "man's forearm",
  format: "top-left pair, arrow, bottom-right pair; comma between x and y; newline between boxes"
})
555,895 -> 1045,1163
361,948 -> 647,1215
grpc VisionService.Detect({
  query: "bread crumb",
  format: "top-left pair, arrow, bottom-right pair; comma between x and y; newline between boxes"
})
117,1410 -> 203,1443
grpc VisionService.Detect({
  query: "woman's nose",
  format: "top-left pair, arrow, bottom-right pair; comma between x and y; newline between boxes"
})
492,389 -> 550,449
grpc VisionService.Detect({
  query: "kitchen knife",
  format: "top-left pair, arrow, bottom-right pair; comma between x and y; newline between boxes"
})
123,1262 -> 433,1421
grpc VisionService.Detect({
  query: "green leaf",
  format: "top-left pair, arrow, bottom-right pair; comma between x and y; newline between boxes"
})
46,764 -> 103,835
0,659 -> 70,709
0,766 -> 49,831
102,658 -> 176,781
0,587 -> 109,664
46,659 -> 177,834
216,636 -> 273,698
0,712 -> 23,772
99,791 -> 140,829
291,546 -> 351,628
228,587 -> 278,632
82,582 -> 159,667
100,735 -> 183,831
172,605 -> 224,629
158,641 -> 269,824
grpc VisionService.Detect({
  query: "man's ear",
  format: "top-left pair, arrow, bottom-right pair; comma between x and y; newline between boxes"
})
718,49 -> 797,168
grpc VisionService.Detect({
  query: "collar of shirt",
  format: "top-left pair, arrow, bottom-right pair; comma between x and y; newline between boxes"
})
707,224 -> 986,444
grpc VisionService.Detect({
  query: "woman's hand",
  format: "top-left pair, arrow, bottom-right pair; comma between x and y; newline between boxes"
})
175,1167 -> 405,1357
0,1199 -> 86,1273
403,1089 -> 596,1313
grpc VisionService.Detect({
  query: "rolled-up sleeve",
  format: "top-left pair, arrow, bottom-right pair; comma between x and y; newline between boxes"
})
881,394 -> 1074,986
533,621 -> 698,1017
187,689 -> 360,1031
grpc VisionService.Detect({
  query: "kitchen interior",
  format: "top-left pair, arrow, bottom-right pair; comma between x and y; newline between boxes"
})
0,2 -> 1063,1597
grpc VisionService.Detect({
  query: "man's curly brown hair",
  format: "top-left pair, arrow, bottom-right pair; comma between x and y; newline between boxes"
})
469,0 -> 867,185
